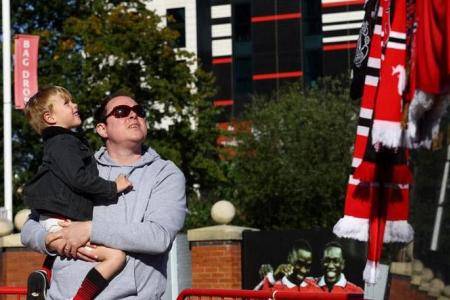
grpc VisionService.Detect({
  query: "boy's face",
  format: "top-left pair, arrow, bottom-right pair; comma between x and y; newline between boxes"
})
46,94 -> 82,129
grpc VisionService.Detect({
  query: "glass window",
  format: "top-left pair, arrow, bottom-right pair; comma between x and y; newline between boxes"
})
167,7 -> 186,48
233,2 -> 251,42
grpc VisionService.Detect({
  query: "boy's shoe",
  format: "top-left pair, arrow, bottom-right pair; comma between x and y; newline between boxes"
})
27,270 -> 48,300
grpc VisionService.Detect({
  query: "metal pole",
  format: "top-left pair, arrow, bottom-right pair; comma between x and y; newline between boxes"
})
430,143 -> 450,251
2,0 -> 13,221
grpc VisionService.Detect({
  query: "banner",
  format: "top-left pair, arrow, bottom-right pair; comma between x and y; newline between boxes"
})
14,34 -> 39,109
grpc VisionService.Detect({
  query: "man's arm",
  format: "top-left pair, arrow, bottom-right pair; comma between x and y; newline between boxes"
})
20,210 -> 56,255
91,165 -> 186,254
21,210 -> 72,257
62,163 -> 186,255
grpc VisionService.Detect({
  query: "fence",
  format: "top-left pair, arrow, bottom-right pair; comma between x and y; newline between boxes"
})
0,287 -> 26,300
0,287 -> 364,300
177,288 -> 364,300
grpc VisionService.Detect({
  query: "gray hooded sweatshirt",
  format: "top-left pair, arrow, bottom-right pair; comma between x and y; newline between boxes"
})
21,146 -> 187,299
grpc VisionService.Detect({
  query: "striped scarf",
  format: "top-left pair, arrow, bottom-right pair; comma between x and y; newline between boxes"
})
333,0 -> 414,284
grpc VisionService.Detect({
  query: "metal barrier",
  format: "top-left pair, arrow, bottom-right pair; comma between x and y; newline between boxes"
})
0,286 -> 365,300
176,288 -> 364,300
0,287 -> 26,300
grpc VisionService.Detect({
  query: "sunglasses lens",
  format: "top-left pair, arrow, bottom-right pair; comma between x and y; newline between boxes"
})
113,106 -> 132,118
107,105 -> 146,120
134,105 -> 146,118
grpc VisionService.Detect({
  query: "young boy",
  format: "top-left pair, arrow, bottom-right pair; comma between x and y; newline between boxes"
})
23,86 -> 132,300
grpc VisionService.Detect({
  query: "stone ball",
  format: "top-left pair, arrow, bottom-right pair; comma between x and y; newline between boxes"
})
421,268 -> 434,282
14,209 -> 31,231
442,285 -> 450,297
412,260 -> 424,274
428,278 -> 445,297
211,200 -> 235,224
0,218 -> 14,237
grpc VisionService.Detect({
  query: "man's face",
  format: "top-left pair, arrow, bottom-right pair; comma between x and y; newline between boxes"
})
97,96 -> 148,146
322,246 -> 344,285
291,249 -> 312,282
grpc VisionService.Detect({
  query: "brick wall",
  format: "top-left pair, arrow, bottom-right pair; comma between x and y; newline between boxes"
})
0,248 -> 44,300
191,241 -> 241,289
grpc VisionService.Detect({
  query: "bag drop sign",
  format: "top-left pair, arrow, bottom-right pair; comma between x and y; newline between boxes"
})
14,35 -> 39,109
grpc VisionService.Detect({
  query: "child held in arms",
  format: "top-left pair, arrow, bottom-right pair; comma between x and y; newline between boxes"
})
23,86 -> 132,300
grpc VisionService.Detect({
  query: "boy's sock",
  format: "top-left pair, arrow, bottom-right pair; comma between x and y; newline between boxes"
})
41,255 -> 55,282
73,268 -> 108,300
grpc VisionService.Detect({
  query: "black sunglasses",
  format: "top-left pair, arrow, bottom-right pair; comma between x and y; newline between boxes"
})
103,105 -> 146,121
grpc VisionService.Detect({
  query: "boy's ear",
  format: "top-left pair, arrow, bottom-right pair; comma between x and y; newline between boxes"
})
96,123 -> 108,139
43,111 -> 56,125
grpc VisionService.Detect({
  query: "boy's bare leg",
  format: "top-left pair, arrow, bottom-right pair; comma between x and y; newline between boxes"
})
90,246 -> 126,279
73,246 -> 126,300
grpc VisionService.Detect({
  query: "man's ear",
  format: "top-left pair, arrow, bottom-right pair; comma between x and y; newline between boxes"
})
43,111 -> 56,125
96,123 -> 108,139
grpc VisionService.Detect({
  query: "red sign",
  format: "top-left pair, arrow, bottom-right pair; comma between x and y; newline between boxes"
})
14,35 -> 40,109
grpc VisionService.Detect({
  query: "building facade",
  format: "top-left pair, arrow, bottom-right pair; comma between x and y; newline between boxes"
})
147,0 -> 365,122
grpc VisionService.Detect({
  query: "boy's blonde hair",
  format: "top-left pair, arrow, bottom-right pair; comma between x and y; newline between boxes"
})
24,86 -> 73,135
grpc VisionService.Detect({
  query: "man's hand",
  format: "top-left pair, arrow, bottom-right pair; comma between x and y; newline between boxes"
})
45,231 -> 67,256
58,220 -> 92,258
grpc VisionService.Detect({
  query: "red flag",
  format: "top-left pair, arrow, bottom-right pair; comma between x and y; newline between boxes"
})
14,34 -> 39,109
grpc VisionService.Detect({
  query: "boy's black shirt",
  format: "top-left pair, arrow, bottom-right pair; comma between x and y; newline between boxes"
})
24,126 -> 117,221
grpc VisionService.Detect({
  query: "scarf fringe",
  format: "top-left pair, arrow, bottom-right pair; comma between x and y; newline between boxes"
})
363,260 -> 380,284
408,90 -> 450,149
371,120 -> 403,148
384,220 -> 414,243
334,216 -> 414,243
333,216 -> 369,241
353,161 -> 414,184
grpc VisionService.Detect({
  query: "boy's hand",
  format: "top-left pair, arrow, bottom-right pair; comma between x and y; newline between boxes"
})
115,174 -> 132,193
77,242 -> 98,262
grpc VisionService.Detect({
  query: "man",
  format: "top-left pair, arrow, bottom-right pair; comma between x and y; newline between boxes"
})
272,239 -> 321,292
21,92 -> 187,299
316,242 -> 364,293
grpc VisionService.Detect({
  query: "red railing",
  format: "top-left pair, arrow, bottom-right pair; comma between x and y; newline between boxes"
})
0,287 -> 27,300
177,288 -> 364,300
0,286 -> 364,300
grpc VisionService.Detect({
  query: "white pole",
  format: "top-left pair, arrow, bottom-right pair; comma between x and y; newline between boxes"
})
430,143 -> 450,251
2,0 -> 13,221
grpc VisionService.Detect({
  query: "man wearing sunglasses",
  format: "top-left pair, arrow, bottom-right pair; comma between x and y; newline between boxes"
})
22,91 -> 187,300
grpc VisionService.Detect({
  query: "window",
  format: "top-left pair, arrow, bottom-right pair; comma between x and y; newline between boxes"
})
233,2 -> 251,42
167,8 -> 186,48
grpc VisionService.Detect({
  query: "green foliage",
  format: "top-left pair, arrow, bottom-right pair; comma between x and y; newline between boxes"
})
229,78 -> 358,230
7,1 -> 223,221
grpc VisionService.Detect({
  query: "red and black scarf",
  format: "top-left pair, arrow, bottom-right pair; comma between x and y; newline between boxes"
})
334,0 -> 414,284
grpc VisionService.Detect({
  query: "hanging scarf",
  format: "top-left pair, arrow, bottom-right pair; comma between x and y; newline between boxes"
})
350,0 -> 379,100
333,0 -> 414,284
407,0 -> 450,149
371,0 -> 408,148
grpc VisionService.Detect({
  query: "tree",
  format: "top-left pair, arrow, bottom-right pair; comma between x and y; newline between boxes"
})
7,1 -> 224,227
230,78 -> 358,230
